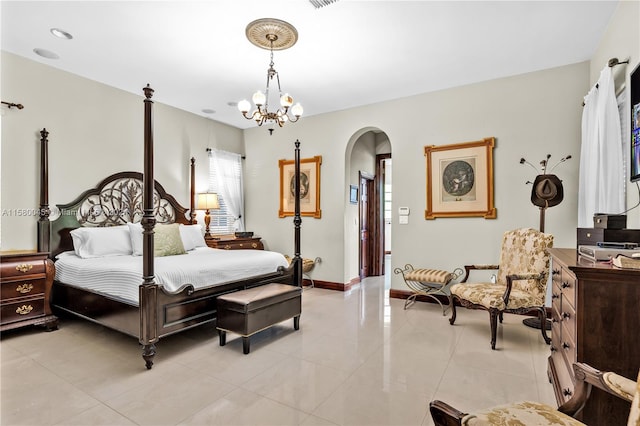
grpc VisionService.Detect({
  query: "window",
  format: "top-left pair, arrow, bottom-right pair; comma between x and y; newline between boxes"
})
207,149 -> 244,234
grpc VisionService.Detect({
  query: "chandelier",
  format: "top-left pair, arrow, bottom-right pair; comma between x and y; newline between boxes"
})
237,18 -> 303,134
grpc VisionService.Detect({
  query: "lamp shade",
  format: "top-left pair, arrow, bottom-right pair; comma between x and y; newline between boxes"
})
197,193 -> 220,210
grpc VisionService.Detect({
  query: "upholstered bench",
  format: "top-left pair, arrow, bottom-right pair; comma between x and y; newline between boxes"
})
394,264 -> 463,314
216,283 -> 302,354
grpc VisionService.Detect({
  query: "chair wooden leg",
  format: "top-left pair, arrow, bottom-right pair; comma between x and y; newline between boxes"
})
498,312 -> 504,323
448,294 -> 457,325
429,400 -> 466,426
490,310 -> 498,350
538,307 -> 551,344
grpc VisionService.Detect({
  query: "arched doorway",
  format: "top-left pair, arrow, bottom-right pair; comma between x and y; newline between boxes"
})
346,129 -> 391,282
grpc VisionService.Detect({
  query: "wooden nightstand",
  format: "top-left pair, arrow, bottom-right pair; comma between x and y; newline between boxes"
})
205,236 -> 264,250
1,251 -> 58,332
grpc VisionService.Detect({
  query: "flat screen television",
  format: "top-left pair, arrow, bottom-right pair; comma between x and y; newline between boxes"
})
631,61 -> 640,182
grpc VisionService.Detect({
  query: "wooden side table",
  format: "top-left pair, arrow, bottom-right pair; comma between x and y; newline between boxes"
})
205,236 -> 264,251
1,251 -> 58,332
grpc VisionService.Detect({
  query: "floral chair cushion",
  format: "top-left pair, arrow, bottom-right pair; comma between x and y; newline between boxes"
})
462,401 -> 585,426
450,282 -> 542,310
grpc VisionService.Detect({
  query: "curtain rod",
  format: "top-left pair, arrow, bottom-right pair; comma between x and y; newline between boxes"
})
608,57 -> 629,67
1,101 -> 24,109
206,147 -> 246,159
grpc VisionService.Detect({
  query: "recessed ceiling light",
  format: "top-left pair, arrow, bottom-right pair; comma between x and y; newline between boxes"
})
50,28 -> 73,40
201,108 -> 216,114
33,48 -> 59,59
227,101 -> 238,107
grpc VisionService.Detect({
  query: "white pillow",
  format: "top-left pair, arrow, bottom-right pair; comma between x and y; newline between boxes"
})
70,225 -> 132,259
180,224 -> 206,250
127,222 -> 143,256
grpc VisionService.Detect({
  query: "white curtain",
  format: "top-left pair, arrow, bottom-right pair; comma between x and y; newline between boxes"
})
210,149 -> 245,231
578,65 -> 625,227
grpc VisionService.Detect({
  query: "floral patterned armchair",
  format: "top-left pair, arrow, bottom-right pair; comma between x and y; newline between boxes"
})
430,362 -> 640,426
448,228 -> 554,349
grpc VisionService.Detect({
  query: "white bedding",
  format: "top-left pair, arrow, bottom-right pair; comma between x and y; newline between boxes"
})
54,247 -> 289,304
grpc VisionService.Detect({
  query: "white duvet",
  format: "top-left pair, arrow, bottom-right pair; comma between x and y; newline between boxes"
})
54,247 -> 289,304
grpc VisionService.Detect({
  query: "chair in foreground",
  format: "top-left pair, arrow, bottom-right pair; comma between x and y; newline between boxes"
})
448,227 -> 553,349
429,362 -> 640,426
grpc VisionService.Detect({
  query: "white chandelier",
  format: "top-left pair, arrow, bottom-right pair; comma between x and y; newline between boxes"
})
237,18 -> 303,133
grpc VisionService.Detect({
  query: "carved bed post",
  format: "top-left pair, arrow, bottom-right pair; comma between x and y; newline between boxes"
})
139,84 -> 158,369
293,139 -> 303,287
190,157 -> 196,224
38,128 -> 51,254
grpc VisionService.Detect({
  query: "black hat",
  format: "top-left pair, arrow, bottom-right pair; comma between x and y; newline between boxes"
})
531,174 -> 564,208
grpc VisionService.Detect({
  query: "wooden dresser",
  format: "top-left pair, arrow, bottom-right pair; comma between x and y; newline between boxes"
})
1,251 -> 58,332
547,248 -> 639,425
205,236 -> 264,251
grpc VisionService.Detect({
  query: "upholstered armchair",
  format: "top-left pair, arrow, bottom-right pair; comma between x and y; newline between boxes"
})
448,227 -> 554,349
430,362 -> 640,426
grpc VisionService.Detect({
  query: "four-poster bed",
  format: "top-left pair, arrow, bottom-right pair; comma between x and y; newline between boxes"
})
37,85 -> 303,369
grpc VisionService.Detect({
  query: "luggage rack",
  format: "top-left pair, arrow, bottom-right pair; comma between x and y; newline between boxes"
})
394,264 -> 463,314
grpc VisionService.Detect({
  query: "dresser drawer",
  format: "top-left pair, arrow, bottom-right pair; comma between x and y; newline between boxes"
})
1,259 -> 46,279
1,298 -> 45,325
560,268 -> 576,309
561,320 -> 576,367
1,278 -> 46,300
550,345 -> 575,404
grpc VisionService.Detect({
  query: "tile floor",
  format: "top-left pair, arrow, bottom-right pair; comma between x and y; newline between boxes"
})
1,270 -> 557,425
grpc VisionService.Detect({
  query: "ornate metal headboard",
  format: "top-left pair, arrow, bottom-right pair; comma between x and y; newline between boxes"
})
48,171 -> 191,258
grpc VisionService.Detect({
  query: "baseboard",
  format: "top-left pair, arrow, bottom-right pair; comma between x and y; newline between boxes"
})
311,280 -> 353,292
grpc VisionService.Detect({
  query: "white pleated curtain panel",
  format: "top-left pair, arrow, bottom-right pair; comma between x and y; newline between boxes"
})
208,149 -> 245,232
578,65 -> 625,227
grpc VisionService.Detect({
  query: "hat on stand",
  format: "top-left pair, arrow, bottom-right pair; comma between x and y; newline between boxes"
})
531,174 -> 564,208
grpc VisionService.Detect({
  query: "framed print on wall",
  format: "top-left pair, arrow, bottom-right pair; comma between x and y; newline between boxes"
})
279,155 -> 322,218
349,185 -> 358,204
424,137 -> 497,219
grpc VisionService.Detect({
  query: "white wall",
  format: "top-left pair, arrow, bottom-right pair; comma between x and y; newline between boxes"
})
0,52 -> 244,251
244,62 -> 589,289
589,0 -> 640,229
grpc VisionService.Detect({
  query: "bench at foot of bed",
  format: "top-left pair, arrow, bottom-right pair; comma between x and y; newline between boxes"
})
216,283 -> 302,354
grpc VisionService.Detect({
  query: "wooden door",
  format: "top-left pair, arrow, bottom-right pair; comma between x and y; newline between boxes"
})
359,172 -> 375,278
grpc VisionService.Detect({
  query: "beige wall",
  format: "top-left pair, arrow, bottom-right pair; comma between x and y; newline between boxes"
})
4,3 -> 637,288
244,62 -> 590,288
0,52 -> 244,251
589,0 -> 640,229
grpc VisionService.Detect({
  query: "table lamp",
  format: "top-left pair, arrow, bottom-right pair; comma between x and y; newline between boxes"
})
197,192 -> 220,238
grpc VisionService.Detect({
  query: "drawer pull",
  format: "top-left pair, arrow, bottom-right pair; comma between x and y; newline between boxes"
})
15,263 -> 33,273
16,305 -> 33,315
550,346 -> 557,352
551,318 -> 558,323
562,312 -> 571,320
562,342 -> 570,350
552,293 -> 559,299
223,245 -> 231,250
552,269 -> 560,276
251,243 -> 257,248
561,282 -> 571,289
563,388 -> 573,397
586,232 -> 591,238
16,283 -> 34,294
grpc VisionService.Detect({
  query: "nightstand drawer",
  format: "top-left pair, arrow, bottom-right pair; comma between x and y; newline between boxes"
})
206,237 -> 264,250
1,278 -> 46,300
1,298 -> 45,325
1,259 -> 46,279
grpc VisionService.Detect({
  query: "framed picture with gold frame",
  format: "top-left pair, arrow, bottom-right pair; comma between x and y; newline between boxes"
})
279,155 -> 322,218
424,137 -> 496,219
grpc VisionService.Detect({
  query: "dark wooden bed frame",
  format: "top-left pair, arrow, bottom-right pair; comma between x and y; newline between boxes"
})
36,85 -> 303,369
